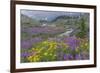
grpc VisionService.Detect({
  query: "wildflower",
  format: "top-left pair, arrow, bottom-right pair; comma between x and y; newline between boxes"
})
65,37 -> 80,50
44,52 -> 48,56
27,56 -> 33,62
21,52 -> 29,57
63,54 -> 73,60
63,54 -> 68,60
27,55 -> 40,62
75,54 -> 82,60
21,40 -> 32,49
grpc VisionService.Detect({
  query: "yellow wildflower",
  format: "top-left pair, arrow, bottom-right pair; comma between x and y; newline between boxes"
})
44,52 -> 48,56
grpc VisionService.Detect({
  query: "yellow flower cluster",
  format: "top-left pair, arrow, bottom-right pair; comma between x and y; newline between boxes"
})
27,55 -> 41,62
27,40 -> 58,62
27,40 -> 69,62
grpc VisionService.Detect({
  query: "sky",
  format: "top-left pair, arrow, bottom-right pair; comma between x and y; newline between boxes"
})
21,9 -> 86,21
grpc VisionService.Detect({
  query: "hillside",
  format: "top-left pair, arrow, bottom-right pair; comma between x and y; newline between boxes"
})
21,14 -> 41,27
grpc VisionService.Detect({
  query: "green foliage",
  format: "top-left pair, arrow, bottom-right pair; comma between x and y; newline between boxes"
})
76,17 -> 87,38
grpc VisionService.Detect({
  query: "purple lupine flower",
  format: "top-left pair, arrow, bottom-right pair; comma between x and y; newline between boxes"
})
63,54 -> 67,60
21,40 -> 32,49
68,54 -> 73,59
63,54 -> 73,60
28,27 -> 42,35
21,52 -> 29,57
65,37 -> 80,50
30,37 -> 42,44
75,54 -> 82,60
26,26 -> 65,35
28,27 -> 50,34
21,37 -> 42,49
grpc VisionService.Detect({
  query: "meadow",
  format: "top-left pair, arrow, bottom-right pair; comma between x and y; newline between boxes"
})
21,10 -> 90,62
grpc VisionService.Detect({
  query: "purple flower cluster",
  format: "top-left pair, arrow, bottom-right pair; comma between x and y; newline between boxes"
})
21,37 -> 42,49
65,37 -> 80,50
25,26 -> 64,35
63,54 -> 82,60
21,52 -> 30,57
75,54 -> 82,60
63,54 -> 73,60
21,40 -> 32,49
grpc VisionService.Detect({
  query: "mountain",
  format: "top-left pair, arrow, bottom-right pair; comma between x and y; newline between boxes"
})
21,10 -> 82,22
21,14 -> 40,26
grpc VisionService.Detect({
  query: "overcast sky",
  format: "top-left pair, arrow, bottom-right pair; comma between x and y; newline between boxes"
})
21,9 -> 85,21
